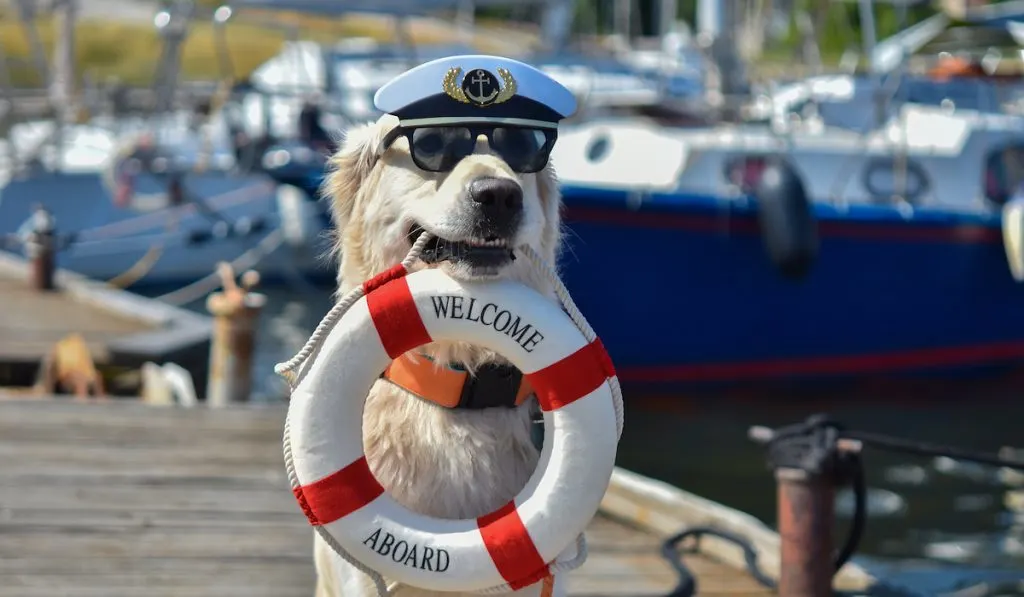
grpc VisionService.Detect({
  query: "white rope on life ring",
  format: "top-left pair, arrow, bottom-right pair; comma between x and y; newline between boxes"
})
276,233 -> 625,596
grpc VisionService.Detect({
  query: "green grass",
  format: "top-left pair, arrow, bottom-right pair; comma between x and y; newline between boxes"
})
0,10 -> 503,88
1,17 -> 278,86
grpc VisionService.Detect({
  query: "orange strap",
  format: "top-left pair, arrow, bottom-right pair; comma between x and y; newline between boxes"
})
383,353 -> 532,409
540,574 -> 554,597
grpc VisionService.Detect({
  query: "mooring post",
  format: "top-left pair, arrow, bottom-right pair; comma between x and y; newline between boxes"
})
205,264 -> 266,407
774,466 -> 834,597
24,205 -> 56,291
750,416 -> 862,597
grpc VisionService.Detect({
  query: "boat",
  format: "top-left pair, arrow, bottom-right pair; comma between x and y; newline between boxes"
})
245,0 -> 1024,391
0,115 -> 331,289
0,2 -> 331,290
552,101 -> 1024,390
546,9 -> 1024,390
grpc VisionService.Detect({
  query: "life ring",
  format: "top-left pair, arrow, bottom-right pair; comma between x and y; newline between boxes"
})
286,266 -> 619,592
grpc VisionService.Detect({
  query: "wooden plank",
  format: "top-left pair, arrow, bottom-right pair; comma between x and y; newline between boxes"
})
569,515 -> 773,596
0,484 -> 302,514
0,276 -> 149,361
0,440 -> 284,466
0,557 -> 311,577
0,399 -> 284,436
0,588 -> 300,597
1,563 -> 313,588
0,462 -> 291,480
0,527 -> 312,559
0,400 -> 313,595
0,253 -> 210,371
0,399 -> 776,595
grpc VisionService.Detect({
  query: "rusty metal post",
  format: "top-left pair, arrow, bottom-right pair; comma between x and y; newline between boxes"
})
205,266 -> 265,407
775,467 -> 835,597
750,417 -> 861,597
25,206 -> 56,291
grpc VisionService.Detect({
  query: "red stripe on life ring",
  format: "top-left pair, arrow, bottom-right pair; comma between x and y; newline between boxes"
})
477,501 -> 550,590
528,339 -> 615,412
366,277 -> 432,359
293,456 -> 384,525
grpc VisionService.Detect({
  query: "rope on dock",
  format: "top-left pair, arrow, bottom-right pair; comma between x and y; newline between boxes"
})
660,415 -> 1024,597
840,428 -> 1024,471
154,227 -> 285,306
102,243 -> 166,288
103,213 -> 182,289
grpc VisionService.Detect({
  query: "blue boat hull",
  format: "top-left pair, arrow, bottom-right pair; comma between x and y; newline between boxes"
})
0,171 -> 333,287
557,186 -> 1024,389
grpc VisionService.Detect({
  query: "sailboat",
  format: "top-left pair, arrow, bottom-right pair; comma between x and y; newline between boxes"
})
0,0 -> 330,291
548,0 -> 1024,390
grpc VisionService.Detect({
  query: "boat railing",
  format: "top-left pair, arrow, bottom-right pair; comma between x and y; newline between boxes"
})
824,66 -> 922,208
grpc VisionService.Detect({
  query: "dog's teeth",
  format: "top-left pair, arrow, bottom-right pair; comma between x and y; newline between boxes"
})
464,238 -> 508,248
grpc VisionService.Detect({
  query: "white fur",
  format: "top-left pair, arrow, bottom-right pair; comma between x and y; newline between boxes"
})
315,114 -> 568,596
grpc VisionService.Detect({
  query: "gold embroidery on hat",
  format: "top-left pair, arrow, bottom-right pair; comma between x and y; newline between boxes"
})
442,67 -> 470,104
442,67 -> 517,107
495,68 -> 517,104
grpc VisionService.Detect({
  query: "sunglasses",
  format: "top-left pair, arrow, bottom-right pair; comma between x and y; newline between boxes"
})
380,125 -> 557,173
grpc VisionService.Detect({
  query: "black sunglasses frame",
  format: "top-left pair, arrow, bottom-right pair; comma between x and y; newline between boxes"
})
379,124 -> 558,174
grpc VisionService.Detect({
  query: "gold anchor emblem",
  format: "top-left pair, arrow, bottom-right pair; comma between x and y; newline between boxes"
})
443,67 -> 516,107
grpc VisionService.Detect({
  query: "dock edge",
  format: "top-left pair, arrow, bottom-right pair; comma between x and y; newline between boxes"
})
598,466 -> 878,592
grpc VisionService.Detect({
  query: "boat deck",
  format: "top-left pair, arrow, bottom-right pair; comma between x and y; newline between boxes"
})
0,272 -> 153,363
0,251 -> 210,390
0,397 -> 774,596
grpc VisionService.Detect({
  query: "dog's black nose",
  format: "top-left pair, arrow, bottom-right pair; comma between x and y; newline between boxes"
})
468,177 -> 523,236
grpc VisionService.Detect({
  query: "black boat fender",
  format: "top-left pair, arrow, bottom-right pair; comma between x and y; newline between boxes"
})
752,159 -> 818,280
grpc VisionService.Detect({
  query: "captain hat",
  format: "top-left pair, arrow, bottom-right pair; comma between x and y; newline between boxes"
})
373,54 -> 578,130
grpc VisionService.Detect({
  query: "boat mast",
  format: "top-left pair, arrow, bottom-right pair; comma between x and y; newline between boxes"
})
50,0 -> 78,123
857,0 -> 887,128
659,0 -> 678,39
539,0 -> 574,53
13,0 -> 52,93
0,28 -> 13,111
697,0 -> 746,119
152,0 -> 194,114
614,0 -> 632,42
456,0 -> 475,45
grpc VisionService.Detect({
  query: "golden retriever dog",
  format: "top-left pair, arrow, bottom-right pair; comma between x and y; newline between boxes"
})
314,112 -> 567,597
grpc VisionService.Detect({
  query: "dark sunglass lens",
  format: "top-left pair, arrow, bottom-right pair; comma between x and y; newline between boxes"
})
410,127 -> 474,171
491,128 -> 552,172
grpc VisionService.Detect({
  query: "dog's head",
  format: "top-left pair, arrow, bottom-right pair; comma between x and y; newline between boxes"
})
325,115 -> 562,289
323,116 -> 562,367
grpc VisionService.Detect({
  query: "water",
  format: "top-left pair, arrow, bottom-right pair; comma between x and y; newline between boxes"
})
172,283 -> 1024,595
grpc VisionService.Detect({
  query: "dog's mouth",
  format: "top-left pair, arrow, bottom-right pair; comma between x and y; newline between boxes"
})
407,224 -> 515,273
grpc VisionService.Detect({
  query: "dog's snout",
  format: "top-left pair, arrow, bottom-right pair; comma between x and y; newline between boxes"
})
470,177 -> 523,211
468,177 -> 522,236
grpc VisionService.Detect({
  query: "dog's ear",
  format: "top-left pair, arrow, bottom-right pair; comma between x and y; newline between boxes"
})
537,162 -> 564,262
321,119 -> 392,231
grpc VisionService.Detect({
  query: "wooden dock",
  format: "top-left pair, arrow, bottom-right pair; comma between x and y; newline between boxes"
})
0,397 -> 778,596
0,251 -> 210,390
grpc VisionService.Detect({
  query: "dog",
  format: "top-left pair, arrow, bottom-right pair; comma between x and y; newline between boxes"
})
311,56 -> 579,597
314,112 -> 566,597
